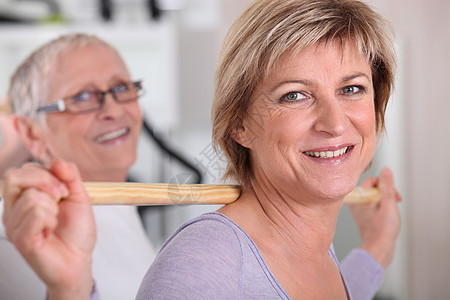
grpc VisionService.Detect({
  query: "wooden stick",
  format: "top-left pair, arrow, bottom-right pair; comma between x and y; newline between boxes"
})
84,183 -> 380,205
84,182 -> 242,205
0,181 -> 379,205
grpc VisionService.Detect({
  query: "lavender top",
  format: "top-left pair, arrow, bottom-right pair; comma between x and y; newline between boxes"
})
135,212 -> 383,299
341,248 -> 384,300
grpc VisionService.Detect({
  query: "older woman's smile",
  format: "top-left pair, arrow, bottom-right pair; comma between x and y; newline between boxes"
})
95,127 -> 130,143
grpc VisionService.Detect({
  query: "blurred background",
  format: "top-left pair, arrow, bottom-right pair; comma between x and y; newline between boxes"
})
0,0 -> 449,299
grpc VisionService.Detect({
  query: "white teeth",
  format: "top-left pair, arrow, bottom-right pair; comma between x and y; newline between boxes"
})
304,147 -> 349,158
95,128 -> 128,143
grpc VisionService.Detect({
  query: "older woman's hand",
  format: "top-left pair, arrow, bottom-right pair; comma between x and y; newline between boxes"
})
349,168 -> 401,269
2,160 -> 96,300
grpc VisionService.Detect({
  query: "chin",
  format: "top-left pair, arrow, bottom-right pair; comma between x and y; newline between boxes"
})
120,155 -> 137,170
311,176 -> 358,201
101,152 -> 136,173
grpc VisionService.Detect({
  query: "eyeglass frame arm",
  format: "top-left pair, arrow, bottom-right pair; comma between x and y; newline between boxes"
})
36,99 -> 66,113
35,81 -> 143,114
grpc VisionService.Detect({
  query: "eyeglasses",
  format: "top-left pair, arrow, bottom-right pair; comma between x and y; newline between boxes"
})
36,80 -> 144,114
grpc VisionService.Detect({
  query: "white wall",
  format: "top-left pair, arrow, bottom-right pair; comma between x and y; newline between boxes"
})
362,0 -> 450,298
381,0 -> 450,298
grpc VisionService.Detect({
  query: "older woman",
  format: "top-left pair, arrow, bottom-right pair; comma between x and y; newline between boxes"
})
137,0 -> 400,299
0,33 -> 155,299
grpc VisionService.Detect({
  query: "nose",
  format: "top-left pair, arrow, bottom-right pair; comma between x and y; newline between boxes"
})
313,96 -> 349,136
97,92 -> 124,119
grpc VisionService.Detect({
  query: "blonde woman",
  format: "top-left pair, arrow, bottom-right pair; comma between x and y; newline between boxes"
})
138,0 -> 400,298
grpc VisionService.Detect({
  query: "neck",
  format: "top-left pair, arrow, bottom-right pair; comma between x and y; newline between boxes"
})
220,177 -> 343,261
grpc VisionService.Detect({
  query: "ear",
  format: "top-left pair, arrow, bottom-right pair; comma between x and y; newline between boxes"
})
13,115 -> 52,163
231,121 -> 255,149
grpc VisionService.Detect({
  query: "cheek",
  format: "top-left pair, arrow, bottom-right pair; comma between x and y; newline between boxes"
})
62,122 -> 92,148
354,102 -> 377,156
348,98 -> 376,134
128,104 -> 143,125
243,102 -> 307,151
47,116 -> 87,139
252,113 -> 304,158
362,103 -> 376,138
45,118 -> 91,160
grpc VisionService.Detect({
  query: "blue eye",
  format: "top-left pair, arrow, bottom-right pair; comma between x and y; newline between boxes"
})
72,91 -> 93,102
280,91 -> 309,103
341,85 -> 364,94
111,83 -> 129,94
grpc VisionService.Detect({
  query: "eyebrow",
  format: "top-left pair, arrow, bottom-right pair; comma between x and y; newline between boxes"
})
269,72 -> 371,93
341,72 -> 371,83
269,79 -> 314,93
64,76 -> 130,96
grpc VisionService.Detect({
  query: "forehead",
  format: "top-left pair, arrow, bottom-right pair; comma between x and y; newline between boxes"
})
54,44 -> 128,77
266,40 -> 371,83
48,44 -> 130,97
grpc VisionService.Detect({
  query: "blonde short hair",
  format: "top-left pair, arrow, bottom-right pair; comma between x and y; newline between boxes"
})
212,0 -> 396,187
9,33 -> 123,125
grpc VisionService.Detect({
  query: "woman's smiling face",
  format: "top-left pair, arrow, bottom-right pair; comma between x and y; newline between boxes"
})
42,44 -> 142,181
236,41 -> 376,201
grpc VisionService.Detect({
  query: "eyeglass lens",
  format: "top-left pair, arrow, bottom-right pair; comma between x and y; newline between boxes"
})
68,82 -> 140,113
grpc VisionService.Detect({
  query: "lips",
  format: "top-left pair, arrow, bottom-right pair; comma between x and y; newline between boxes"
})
94,128 -> 129,143
303,146 -> 352,159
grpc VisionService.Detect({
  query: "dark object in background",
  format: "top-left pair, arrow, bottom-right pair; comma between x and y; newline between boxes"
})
147,0 -> 162,20
0,13 -> 31,23
0,0 -> 61,23
142,116 -> 203,184
136,116 -> 203,227
98,0 -> 162,22
100,0 -> 113,21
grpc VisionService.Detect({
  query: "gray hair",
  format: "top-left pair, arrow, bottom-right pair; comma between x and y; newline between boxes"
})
8,33 -> 121,125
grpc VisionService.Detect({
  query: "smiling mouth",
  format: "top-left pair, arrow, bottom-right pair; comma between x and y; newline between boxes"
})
303,146 -> 352,159
95,128 -> 129,143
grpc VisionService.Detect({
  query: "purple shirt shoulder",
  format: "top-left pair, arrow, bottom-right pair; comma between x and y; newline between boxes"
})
340,248 -> 384,300
135,212 -> 380,299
